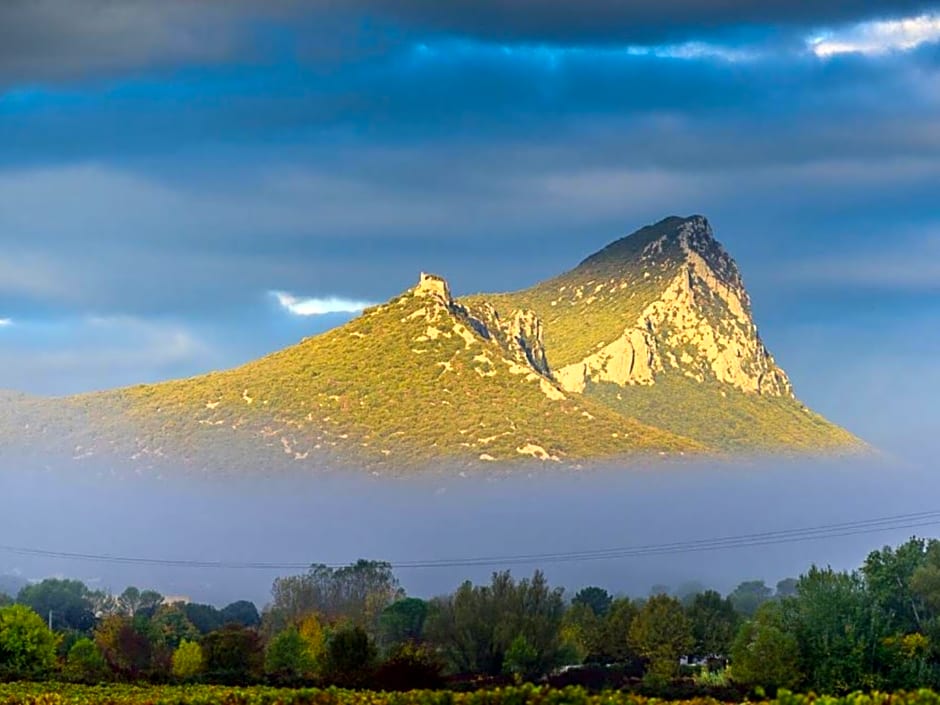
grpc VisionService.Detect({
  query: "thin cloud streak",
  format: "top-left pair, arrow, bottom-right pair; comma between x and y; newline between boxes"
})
272,291 -> 375,316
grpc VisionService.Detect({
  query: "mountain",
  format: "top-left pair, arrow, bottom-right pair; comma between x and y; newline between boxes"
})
0,216 -> 860,474
467,215 -> 857,451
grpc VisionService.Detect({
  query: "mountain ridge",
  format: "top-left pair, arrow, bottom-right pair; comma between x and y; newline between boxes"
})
0,215 -> 862,474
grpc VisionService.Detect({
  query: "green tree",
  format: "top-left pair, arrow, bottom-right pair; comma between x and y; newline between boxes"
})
424,571 -> 566,677
687,590 -> 738,658
560,602 -> 600,664
264,625 -> 318,684
728,580 -> 773,617
0,604 -> 59,680
220,601 -> 260,628
17,579 -> 96,633
504,634 -> 540,681
863,538 -> 929,634
270,560 -> 403,632
598,597 -> 640,664
787,566 -> 878,693
171,639 -> 205,681
182,604 -> 224,634
63,637 -> 110,683
323,624 -> 377,687
150,604 -> 200,650
628,594 -> 693,681
0,594 -> 11,608
116,587 -> 163,618
202,624 -> 263,684
571,587 -> 613,617
731,601 -> 802,692
879,632 -> 937,690
911,540 -> 940,614
378,597 -> 429,650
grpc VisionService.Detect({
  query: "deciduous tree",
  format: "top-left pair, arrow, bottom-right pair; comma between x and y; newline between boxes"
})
731,601 -> 802,692
64,637 -> 110,683
323,624 -> 377,687
687,590 -> 738,658
628,594 -> 693,681
171,639 -> 205,681
271,560 -> 403,632
94,614 -> 155,681
265,626 -> 318,684
0,604 -> 59,680
202,624 -> 263,684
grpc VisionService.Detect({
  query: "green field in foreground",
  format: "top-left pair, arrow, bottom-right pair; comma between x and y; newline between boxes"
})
1,684 -> 938,705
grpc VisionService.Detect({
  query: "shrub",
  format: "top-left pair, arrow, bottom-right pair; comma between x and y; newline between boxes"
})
64,638 -> 110,684
171,640 -> 205,682
0,604 -> 59,681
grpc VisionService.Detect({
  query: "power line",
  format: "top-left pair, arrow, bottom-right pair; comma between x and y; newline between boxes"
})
1,509 -> 938,571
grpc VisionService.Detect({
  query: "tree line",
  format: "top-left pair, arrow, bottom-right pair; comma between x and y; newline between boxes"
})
4,539 -> 940,693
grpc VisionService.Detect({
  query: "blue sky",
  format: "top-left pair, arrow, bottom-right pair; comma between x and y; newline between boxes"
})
1,1 -> 939,451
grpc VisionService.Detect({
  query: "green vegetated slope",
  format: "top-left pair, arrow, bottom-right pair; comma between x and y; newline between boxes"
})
588,378 -> 858,452
466,215 -> 860,452
99,275 -> 700,471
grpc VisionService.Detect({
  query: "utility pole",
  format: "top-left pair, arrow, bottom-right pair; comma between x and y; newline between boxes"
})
48,610 -> 53,631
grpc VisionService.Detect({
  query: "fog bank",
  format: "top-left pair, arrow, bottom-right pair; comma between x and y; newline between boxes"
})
1,449 -> 937,607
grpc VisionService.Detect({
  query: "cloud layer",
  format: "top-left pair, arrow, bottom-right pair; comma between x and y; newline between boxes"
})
273,292 -> 375,316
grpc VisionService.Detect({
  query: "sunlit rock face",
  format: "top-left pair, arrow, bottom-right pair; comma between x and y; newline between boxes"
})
555,216 -> 793,398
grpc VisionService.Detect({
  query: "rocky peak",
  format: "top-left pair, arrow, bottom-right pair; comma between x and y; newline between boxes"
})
552,216 -> 795,399
671,216 -> 746,296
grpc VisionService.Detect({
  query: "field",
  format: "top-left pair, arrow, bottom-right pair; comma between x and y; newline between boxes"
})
1,684 -> 939,705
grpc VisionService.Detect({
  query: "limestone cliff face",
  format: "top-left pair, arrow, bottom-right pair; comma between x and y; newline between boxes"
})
555,216 -> 794,397
413,272 -> 556,389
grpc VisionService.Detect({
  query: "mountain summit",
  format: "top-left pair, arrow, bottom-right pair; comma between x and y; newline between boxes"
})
1,216 -> 860,474
472,215 -> 854,451
495,215 -> 791,396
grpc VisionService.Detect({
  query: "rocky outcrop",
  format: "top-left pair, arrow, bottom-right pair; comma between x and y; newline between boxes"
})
409,273 -> 557,386
556,328 -> 660,393
556,216 -> 794,397
504,309 -> 551,378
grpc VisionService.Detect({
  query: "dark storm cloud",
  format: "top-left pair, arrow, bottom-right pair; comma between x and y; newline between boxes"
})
3,40 -> 937,168
324,0 -> 940,44
2,0 -> 939,85
0,38 -> 937,314
0,0 -> 239,81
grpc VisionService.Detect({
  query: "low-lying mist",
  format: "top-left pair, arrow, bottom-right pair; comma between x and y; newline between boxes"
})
1,448 -> 937,608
